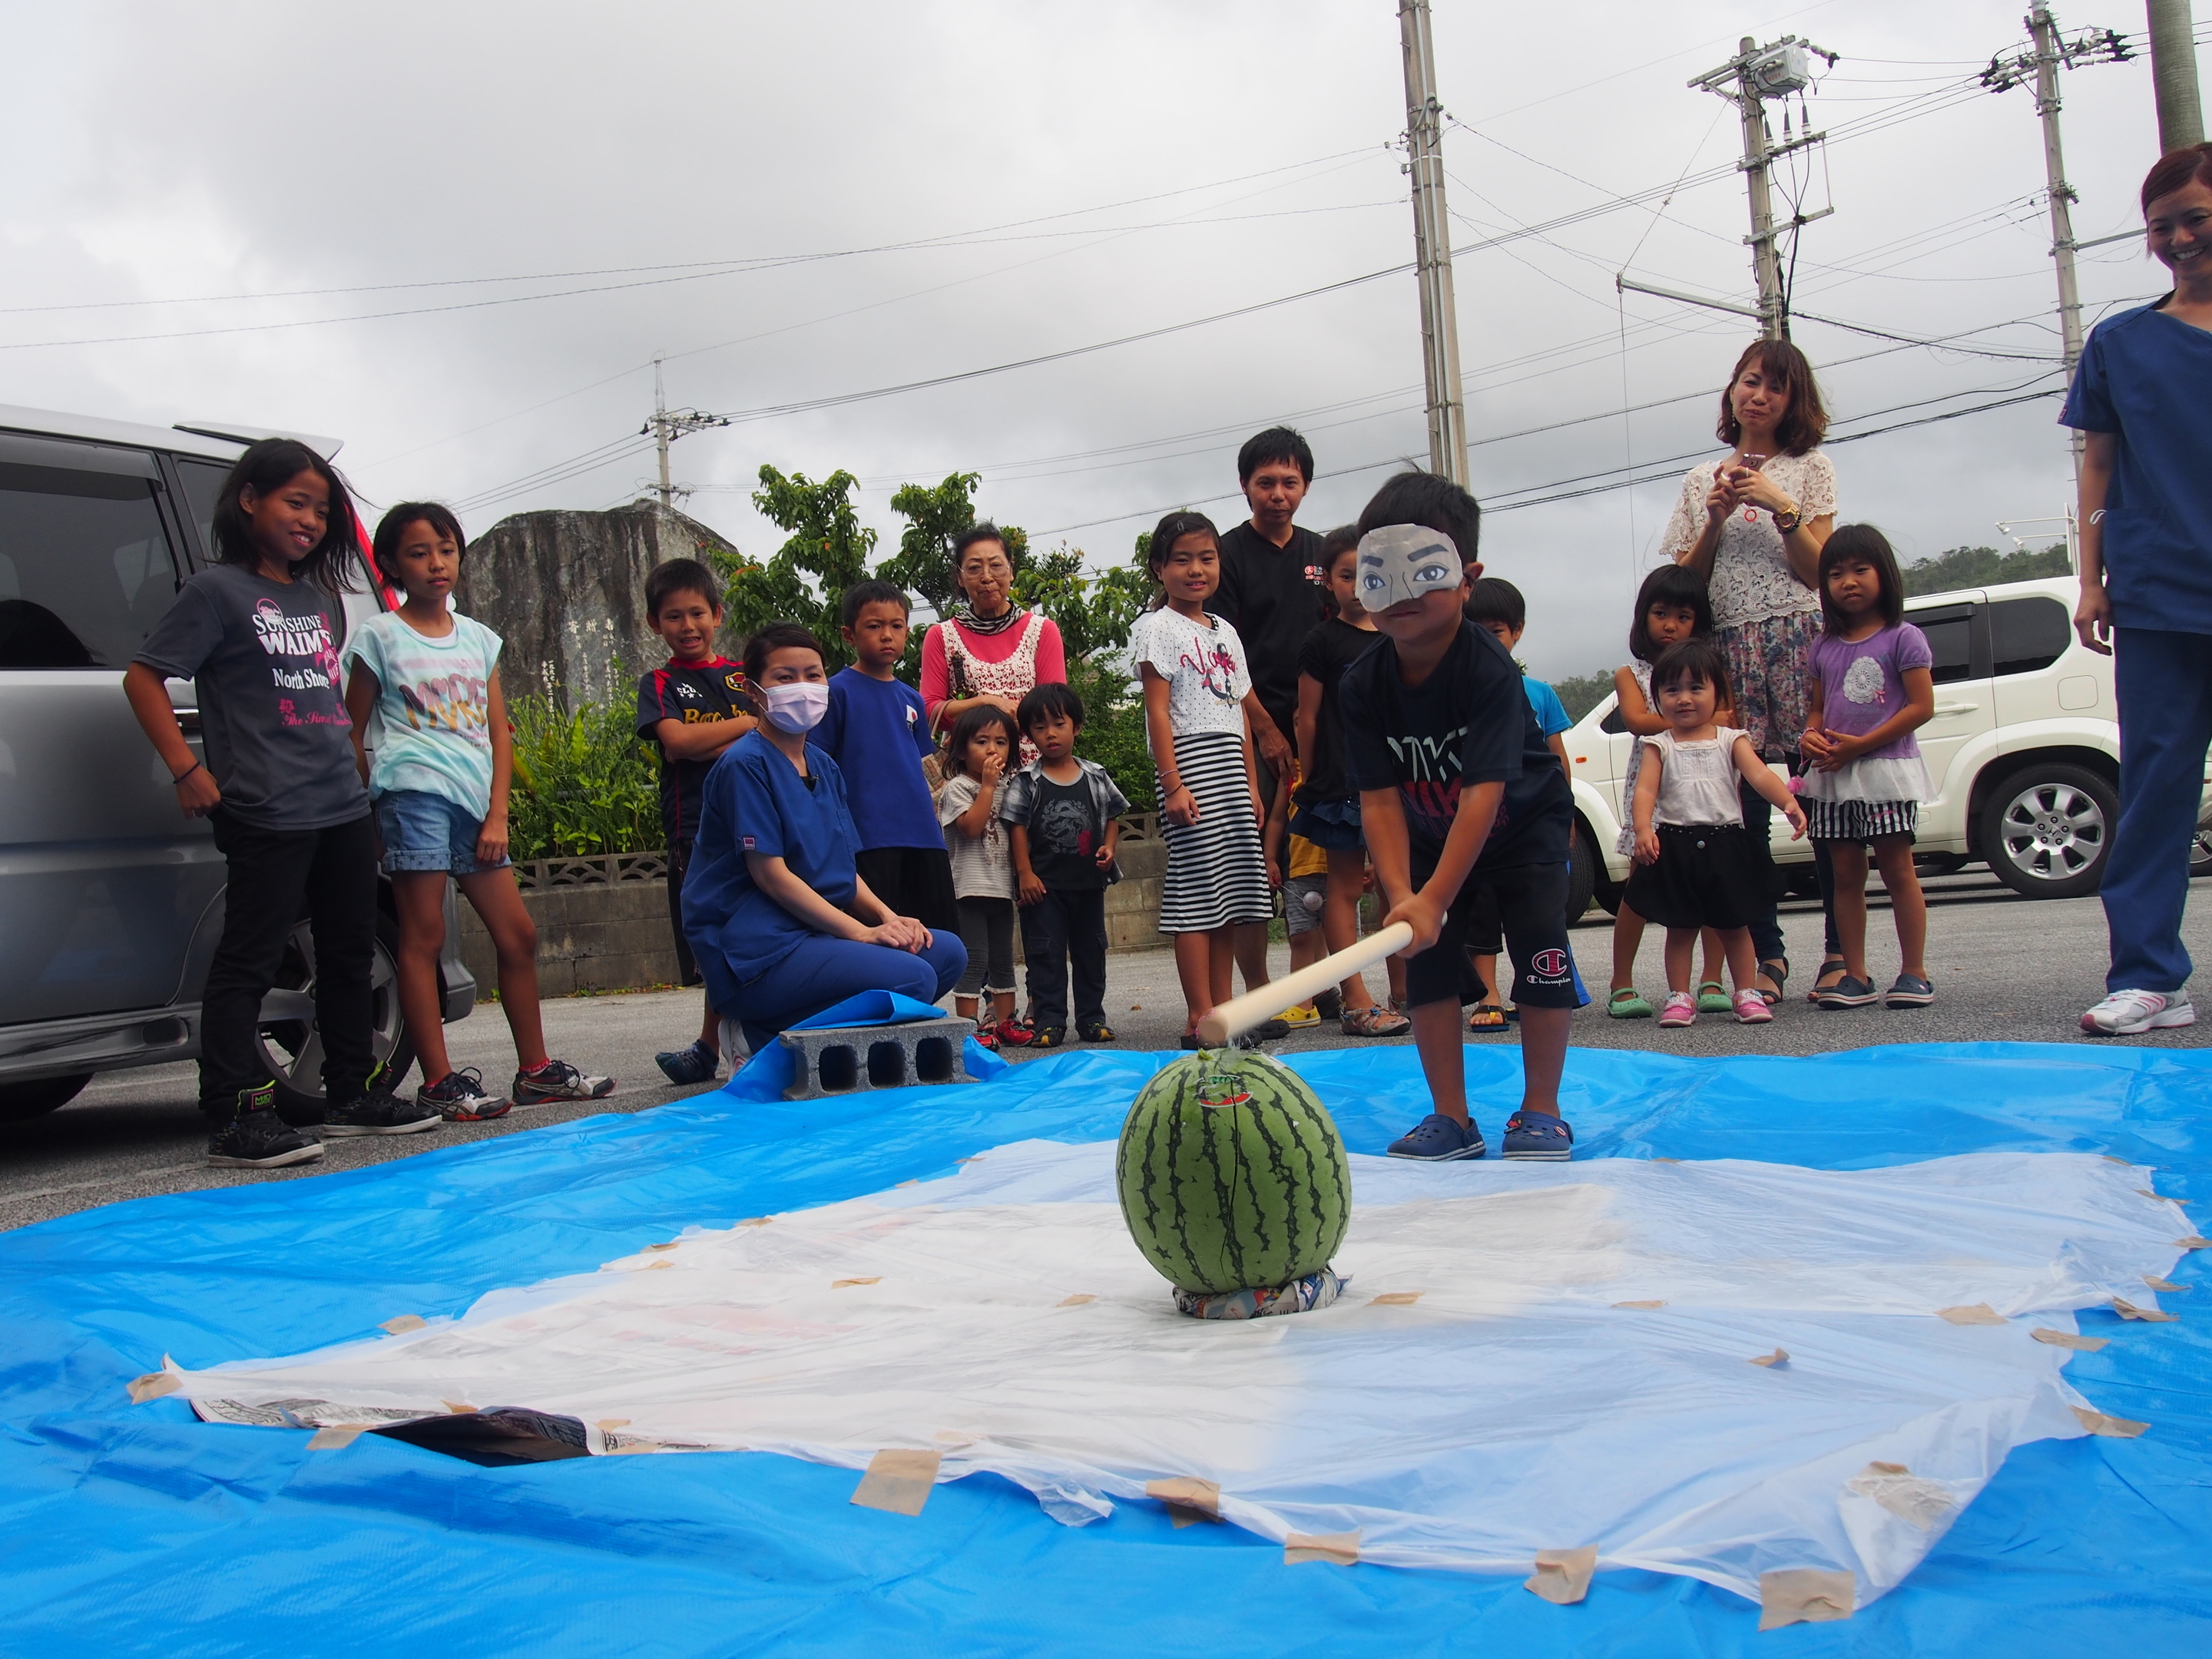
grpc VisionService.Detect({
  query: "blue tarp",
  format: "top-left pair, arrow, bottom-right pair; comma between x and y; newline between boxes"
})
2,1041 -> 2207,1656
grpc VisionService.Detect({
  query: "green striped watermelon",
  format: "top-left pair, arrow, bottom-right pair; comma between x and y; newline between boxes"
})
1115,1049 -> 1350,1295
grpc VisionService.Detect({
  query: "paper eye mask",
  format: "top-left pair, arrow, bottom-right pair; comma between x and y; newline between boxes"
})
1355,525 -> 1462,612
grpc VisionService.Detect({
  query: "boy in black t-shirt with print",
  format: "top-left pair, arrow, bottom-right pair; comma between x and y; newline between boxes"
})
634,558 -> 758,1084
1338,473 -> 1580,1163
1000,682 -> 1128,1049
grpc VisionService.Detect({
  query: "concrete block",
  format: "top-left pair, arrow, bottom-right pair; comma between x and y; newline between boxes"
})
778,1016 -> 979,1101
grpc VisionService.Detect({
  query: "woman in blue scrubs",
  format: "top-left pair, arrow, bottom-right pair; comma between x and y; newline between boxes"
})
681,621 -> 965,1051
2066,142 -> 2212,1037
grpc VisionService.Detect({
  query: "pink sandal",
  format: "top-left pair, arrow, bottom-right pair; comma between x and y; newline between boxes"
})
1734,989 -> 1773,1025
1657,992 -> 1697,1028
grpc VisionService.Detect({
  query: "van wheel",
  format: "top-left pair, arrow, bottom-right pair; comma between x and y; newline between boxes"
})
0,1073 -> 92,1121
257,913 -> 418,1126
2193,813 -> 2212,880
1981,764 -> 2116,899
1566,828 -> 1598,924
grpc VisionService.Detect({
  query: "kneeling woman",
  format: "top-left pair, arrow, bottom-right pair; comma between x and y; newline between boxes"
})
683,622 -> 966,1050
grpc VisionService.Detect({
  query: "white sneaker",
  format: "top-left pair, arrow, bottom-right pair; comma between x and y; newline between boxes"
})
2080,988 -> 2196,1036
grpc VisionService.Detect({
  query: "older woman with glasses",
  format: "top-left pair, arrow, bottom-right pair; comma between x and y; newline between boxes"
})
919,522 -> 1068,750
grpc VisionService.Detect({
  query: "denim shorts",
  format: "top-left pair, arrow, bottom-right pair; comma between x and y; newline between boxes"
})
375,788 -> 508,876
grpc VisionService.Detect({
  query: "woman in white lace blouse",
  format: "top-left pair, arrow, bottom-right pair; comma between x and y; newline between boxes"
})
1662,339 -> 1838,1001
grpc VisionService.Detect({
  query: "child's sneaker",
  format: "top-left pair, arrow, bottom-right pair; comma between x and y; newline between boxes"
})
654,1040 -> 720,1086
2080,988 -> 2194,1035
1657,992 -> 1697,1028
1386,1111 -> 1487,1161
995,1016 -> 1038,1048
1502,1111 -> 1574,1161
1076,1019 -> 1116,1042
1027,1026 -> 1066,1050
1732,989 -> 1773,1025
205,1084 -> 323,1168
970,1020 -> 1002,1053
321,1089 -> 442,1137
416,1066 -> 511,1121
510,1058 -> 616,1107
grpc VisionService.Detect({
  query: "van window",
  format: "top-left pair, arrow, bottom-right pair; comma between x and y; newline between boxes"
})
175,456 -> 230,563
0,435 -> 178,670
1913,605 -> 1976,686
1599,702 -> 1627,735
1989,595 -> 2071,677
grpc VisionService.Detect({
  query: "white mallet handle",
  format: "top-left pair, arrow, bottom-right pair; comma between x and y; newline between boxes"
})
1195,922 -> 1415,1047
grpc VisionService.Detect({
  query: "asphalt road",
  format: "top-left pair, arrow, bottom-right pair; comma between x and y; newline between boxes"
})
6,871 -> 2206,1232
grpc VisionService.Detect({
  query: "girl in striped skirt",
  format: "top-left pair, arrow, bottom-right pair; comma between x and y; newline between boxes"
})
1131,512 -> 1275,1048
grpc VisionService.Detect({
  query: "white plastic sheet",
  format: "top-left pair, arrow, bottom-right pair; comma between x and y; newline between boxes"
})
171,1144 -> 2188,1608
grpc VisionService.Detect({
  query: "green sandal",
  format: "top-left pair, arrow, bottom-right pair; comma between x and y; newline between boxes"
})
1608,987 -> 1654,1020
1696,980 -> 1733,1014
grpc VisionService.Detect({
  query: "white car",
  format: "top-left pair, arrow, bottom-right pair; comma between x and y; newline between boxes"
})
1561,576 -> 2212,918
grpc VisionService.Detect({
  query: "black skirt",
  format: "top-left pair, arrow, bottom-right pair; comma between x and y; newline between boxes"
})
1622,823 -> 1766,930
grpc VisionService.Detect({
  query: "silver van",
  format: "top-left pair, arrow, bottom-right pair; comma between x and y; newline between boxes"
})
0,404 -> 474,1122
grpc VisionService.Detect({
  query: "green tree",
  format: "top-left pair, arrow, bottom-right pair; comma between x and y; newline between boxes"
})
1900,541 -> 2070,597
713,465 -> 879,672
1012,541 -> 1151,663
1551,670 -> 1614,725
877,472 -> 1031,620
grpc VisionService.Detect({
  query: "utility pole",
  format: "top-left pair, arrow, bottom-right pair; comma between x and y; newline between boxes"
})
1984,10 -> 2131,493
2146,0 -> 2205,150
1690,36 -> 1837,340
1399,0 -> 1469,486
639,356 -> 729,509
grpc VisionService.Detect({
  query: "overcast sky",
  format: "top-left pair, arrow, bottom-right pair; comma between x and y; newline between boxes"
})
2,1 -> 2194,679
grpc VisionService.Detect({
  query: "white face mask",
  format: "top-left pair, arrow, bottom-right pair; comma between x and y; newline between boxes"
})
1356,524 -> 1462,613
762,680 -> 829,735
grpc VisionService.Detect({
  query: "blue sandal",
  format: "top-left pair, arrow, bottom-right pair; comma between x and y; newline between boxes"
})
1503,1111 -> 1575,1161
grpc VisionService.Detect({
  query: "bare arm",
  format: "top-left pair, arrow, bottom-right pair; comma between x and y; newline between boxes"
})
478,668 -> 513,866
1631,744 -> 1663,863
1293,672 -> 1323,784
1808,667 -> 1935,772
1613,665 -> 1669,736
2074,431 -> 2116,654
343,659 -> 380,786
1009,823 -> 1045,906
123,661 -> 220,818
1731,736 -> 1806,837
950,769 -> 1002,838
744,853 -> 928,949
652,714 -> 755,762
1376,779 -> 1504,958
1242,688 -> 1291,773
1141,667 -> 1196,826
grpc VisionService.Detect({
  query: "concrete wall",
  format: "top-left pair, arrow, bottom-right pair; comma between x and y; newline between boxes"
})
459,834 -> 1172,999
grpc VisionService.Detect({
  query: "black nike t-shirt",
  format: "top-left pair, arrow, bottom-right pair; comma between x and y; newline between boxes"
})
1338,621 -> 1570,869
1214,519 -> 1326,743
1293,615 -> 1380,804
634,656 -> 759,843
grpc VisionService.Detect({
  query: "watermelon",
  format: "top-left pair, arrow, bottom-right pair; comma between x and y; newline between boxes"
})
1115,1049 -> 1351,1296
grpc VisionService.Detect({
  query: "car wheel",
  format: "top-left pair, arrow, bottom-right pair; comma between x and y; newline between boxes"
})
257,912 -> 417,1125
2193,814 -> 2212,881
0,1073 -> 92,1121
1980,764 -> 2117,899
1566,826 -> 1598,924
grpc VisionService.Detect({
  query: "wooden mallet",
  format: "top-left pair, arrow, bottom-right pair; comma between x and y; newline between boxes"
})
1194,922 -> 1414,1048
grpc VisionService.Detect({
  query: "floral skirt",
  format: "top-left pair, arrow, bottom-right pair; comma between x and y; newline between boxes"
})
1717,609 -> 1820,761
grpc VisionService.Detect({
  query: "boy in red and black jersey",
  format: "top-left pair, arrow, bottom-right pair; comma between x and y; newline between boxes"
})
634,559 -> 758,1083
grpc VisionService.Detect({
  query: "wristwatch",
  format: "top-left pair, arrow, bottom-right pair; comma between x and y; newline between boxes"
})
1772,504 -> 1803,535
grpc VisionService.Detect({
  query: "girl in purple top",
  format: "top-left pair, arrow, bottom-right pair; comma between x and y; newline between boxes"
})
1800,526 -> 1936,1010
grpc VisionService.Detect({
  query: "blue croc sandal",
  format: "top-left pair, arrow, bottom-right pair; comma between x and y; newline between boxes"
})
1386,1111 -> 1488,1161
1503,1111 -> 1575,1161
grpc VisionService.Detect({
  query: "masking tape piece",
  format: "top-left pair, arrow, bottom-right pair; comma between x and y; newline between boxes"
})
604,1441 -> 661,1455
2071,1405 -> 2149,1438
737,1217 -> 772,1227
646,1242 -> 679,1252
1523,1545 -> 1598,1604
2101,1154 -> 2131,1165
2032,1328 -> 2108,1352
1936,1303 -> 2005,1326
306,1426 -> 366,1451
896,1180 -> 919,1188
1284,1530 -> 1361,1567
955,1155 -> 983,1164
1758,1568 -> 1856,1630
1845,1465 -> 1955,1529
1145,1476 -> 1220,1516
379,1314 -> 427,1335
2175,1236 -> 2210,1250
1167,1503 -> 1220,1529
2144,1276 -> 2187,1293
1057,1294 -> 1096,1306
1612,1300 -> 1665,1310
2112,1296 -> 2177,1323
833,1277 -> 882,1289
1749,1348 -> 1790,1367
442,1400 -> 474,1415
1368,1291 -> 1423,1306
127,1372 -> 180,1405
1651,1157 -> 1682,1164
849,1448 -> 942,1516
595,1419 -> 631,1429
1864,1460 -> 1908,1475
643,1260 -> 672,1270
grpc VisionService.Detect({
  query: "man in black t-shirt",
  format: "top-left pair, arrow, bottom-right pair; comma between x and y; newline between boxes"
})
1214,426 -> 1327,1015
1338,475 -> 1579,1166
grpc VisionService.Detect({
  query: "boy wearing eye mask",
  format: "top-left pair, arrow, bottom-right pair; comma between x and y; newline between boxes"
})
1338,474 -> 1581,1164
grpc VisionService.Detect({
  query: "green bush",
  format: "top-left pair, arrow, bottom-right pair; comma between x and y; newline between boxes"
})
1068,655 -> 1154,812
505,693 -> 662,863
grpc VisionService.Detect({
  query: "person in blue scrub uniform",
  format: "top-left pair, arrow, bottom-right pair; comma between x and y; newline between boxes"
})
2065,142 -> 2212,1038
681,621 -> 965,1053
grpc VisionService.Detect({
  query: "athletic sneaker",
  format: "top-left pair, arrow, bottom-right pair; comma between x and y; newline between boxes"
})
1657,992 -> 1697,1028
416,1066 -> 511,1121
1886,974 -> 1936,1009
205,1084 -> 324,1168
321,1088 -> 442,1137
1502,1111 -> 1574,1161
1386,1111 -> 1487,1161
2080,988 -> 2196,1036
1733,989 -> 1773,1025
654,1040 -> 720,1086
510,1058 -> 617,1106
